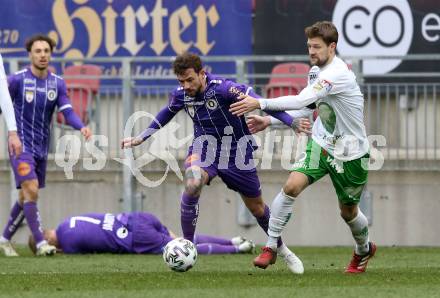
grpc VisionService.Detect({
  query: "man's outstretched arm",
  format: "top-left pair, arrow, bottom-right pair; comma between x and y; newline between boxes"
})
121,106 -> 177,149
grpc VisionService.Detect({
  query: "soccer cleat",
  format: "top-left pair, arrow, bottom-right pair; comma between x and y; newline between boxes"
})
279,250 -> 304,274
238,240 -> 256,253
231,236 -> 246,246
345,241 -> 377,273
36,243 -> 57,256
253,246 -> 277,269
0,241 -> 19,257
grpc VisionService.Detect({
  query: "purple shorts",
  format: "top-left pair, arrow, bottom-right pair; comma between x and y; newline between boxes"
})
184,146 -> 262,198
10,152 -> 47,189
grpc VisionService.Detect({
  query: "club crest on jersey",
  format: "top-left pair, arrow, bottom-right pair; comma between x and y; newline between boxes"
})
206,99 -> 218,110
47,90 -> 57,101
25,91 -> 34,103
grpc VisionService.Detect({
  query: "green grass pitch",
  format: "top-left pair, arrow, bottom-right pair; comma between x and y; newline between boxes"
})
1,246 -> 440,297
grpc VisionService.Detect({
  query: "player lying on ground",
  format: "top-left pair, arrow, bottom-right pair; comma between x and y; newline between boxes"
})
28,211 -> 255,255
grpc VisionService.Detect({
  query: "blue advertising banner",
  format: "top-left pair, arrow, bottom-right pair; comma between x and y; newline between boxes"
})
0,0 -> 252,78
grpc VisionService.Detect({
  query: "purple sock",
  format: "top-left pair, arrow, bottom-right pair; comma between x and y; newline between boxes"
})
180,193 -> 199,242
2,201 -> 25,240
23,201 -> 44,244
194,234 -> 232,245
256,204 -> 282,247
197,243 -> 238,254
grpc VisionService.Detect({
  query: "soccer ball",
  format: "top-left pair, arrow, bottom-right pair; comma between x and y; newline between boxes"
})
163,238 -> 197,272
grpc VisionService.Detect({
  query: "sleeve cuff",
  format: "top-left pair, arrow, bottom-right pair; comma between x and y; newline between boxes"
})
259,99 -> 268,110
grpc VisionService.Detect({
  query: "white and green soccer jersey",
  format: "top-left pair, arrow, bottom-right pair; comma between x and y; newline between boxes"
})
260,56 -> 369,161
310,57 -> 368,161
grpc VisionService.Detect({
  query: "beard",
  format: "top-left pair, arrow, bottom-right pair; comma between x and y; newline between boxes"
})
186,85 -> 202,97
310,56 -> 329,67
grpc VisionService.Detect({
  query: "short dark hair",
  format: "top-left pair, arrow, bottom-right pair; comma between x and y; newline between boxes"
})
305,21 -> 338,46
172,52 -> 203,75
25,34 -> 56,52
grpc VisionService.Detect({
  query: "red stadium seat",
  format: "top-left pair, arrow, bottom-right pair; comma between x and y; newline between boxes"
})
265,62 -> 310,98
57,64 -> 102,126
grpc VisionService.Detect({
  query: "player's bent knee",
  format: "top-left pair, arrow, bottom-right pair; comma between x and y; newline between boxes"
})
283,172 -> 309,197
184,167 -> 207,196
184,182 -> 203,196
340,205 -> 358,222
283,183 -> 302,198
21,181 -> 39,201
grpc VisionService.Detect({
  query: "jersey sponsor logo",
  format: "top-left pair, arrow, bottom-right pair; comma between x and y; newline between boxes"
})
228,86 -> 245,98
47,90 -> 57,101
17,162 -> 31,176
24,78 -> 35,84
116,227 -> 128,239
25,91 -> 34,103
206,99 -> 218,110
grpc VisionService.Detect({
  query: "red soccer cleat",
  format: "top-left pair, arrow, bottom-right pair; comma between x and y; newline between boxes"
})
345,242 -> 377,273
253,246 -> 277,269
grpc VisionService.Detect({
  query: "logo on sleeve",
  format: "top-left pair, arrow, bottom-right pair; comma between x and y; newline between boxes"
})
47,90 -> 57,101
229,86 -> 245,97
313,79 -> 333,95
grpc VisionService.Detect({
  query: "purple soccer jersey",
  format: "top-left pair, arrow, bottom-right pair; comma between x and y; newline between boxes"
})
171,73 -> 264,196
169,73 -> 258,157
56,212 -> 172,254
8,68 -> 75,159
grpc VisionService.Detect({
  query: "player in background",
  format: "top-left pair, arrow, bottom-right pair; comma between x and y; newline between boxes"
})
230,21 -> 375,274
28,211 -> 255,255
122,52 -> 310,274
0,53 -> 22,159
0,34 -> 92,257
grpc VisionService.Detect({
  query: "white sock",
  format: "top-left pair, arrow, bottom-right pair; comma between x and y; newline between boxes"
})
0,236 -> 9,243
346,209 -> 370,255
266,189 -> 295,249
